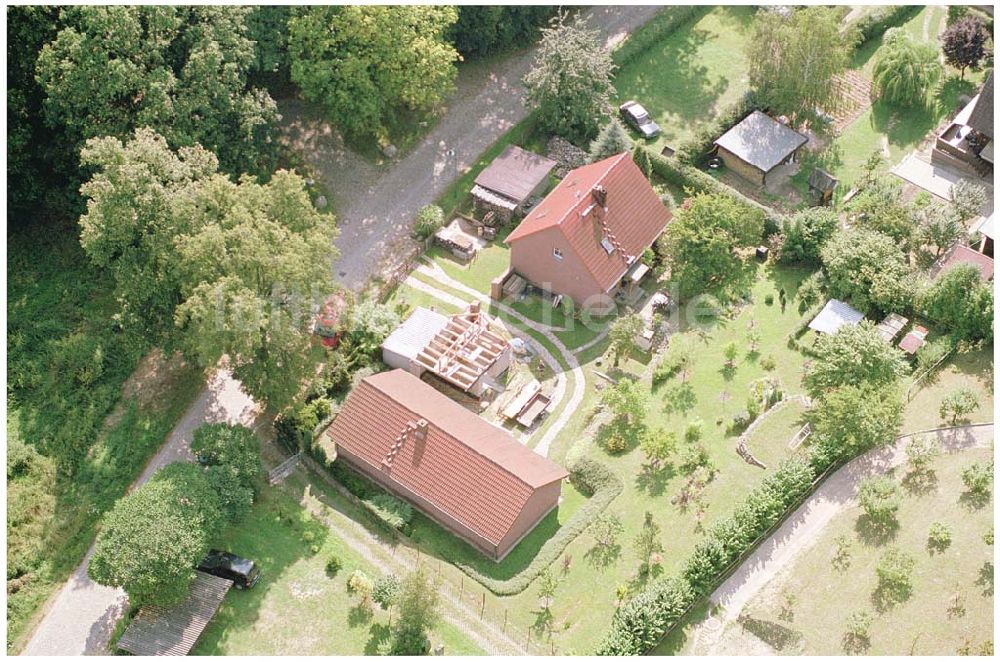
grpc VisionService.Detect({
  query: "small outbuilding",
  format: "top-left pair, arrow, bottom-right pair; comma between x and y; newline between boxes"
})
808,168 -> 838,205
933,242 -> 995,281
808,299 -> 864,335
117,571 -> 232,656
714,111 -> 809,186
471,145 -> 557,224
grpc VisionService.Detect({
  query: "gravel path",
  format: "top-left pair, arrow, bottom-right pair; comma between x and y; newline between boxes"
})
406,263 -> 586,458
281,5 -> 662,290
691,423 -> 995,654
21,369 -> 260,656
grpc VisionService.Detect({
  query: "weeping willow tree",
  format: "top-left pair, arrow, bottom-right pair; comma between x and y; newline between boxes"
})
872,28 -> 944,107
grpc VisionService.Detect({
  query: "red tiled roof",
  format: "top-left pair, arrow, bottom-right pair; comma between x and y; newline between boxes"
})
325,370 -> 568,546
937,243 -> 994,281
505,153 -> 671,291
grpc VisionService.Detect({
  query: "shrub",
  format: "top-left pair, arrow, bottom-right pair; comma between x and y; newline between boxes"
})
347,569 -> 374,598
939,388 -> 980,425
779,208 -> 839,265
373,574 -> 401,609
413,204 -> 445,239
961,461 -> 993,496
677,443 -> 712,476
795,271 -> 826,312
858,476 -> 900,525
904,435 -> 940,472
364,493 -> 414,531
326,555 -> 343,576
915,337 -> 952,377
928,522 -> 952,551
729,411 -> 754,434
875,547 -> 914,600
760,355 -> 777,372
569,458 -> 618,497
683,420 -> 703,444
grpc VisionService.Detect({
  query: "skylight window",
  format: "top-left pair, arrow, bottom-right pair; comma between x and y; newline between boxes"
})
601,236 -> 615,255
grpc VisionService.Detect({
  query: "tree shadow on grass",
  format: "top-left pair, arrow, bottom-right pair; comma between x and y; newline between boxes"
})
959,489 -> 992,512
737,614 -> 804,653
661,382 -> 697,416
348,603 -> 374,628
872,581 -> 912,614
364,622 -> 391,655
901,468 -> 938,497
976,562 -> 993,597
585,541 -> 622,569
635,462 -> 676,497
854,514 -> 899,547
842,631 -> 871,656
531,608 -> 554,638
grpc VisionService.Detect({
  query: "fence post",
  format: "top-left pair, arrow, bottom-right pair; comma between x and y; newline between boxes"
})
480,592 -> 485,618
503,609 -> 508,634
459,576 -> 464,601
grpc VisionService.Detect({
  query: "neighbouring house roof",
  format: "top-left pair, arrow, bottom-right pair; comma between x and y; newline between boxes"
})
714,111 -> 809,174
325,369 -> 568,548
808,299 -> 864,335
117,571 -> 231,656
967,72 -> 994,139
382,307 -> 450,363
505,152 -> 671,292
935,243 -> 994,281
473,145 -> 557,205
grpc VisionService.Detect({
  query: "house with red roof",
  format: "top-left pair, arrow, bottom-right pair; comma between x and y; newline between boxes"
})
322,369 -> 568,561
503,152 -> 671,311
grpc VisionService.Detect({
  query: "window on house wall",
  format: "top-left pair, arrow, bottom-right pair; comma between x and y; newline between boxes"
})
552,247 -> 564,261
601,236 -> 615,255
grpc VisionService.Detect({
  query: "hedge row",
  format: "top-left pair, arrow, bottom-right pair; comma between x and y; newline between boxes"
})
849,5 -> 921,45
597,455 -> 819,655
451,458 -> 624,595
612,6 -> 703,67
641,146 -> 783,234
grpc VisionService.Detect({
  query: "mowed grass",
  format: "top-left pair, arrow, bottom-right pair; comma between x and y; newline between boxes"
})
613,5 -> 756,151
797,5 -> 988,189
195,475 -> 483,656
902,347 -> 994,433
712,446 -> 994,655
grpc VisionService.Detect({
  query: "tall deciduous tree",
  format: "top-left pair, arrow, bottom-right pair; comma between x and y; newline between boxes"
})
601,379 -> 646,427
608,314 -> 643,367
524,13 -> 616,144
35,6 -> 278,178
920,264 -> 994,343
658,192 -> 765,300
808,383 -> 904,468
873,28 -> 943,107
89,463 -> 224,607
289,6 -> 460,140
391,565 -> 440,655
448,6 -> 555,58
79,129 -> 338,408
779,207 -> 839,265
745,7 -> 859,126
820,228 -> 914,314
941,15 -> 991,79
804,323 -> 909,397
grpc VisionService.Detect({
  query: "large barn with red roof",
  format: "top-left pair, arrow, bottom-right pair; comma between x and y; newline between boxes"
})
503,152 -> 671,310
323,369 -> 568,561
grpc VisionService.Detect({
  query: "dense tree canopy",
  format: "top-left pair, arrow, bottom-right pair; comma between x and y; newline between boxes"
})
746,7 -> 859,126
804,323 -> 910,397
940,15 -> 992,79
808,384 -> 904,468
920,264 -> 994,343
820,228 -> 913,315
846,175 -> 916,248
289,6 -> 460,140
448,6 -> 555,58
659,192 -> 765,300
35,6 -> 278,178
89,463 -> 223,607
779,207 -> 839,265
79,129 -> 338,408
524,13 -> 616,144
873,28 -> 943,107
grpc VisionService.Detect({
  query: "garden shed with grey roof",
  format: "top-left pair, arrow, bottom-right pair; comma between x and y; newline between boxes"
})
714,111 -> 809,186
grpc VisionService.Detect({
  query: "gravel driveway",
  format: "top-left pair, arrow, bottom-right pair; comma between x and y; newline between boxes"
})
280,5 -> 662,290
21,370 -> 260,656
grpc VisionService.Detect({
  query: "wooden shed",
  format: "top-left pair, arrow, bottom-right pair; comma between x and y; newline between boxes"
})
117,571 -> 232,656
714,111 -> 808,186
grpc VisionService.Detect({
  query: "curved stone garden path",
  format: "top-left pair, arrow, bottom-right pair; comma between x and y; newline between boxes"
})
404,263 -> 586,458
690,422 -> 995,655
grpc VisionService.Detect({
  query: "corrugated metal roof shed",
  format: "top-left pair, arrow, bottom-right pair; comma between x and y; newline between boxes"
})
808,299 -> 864,335
117,571 -> 232,656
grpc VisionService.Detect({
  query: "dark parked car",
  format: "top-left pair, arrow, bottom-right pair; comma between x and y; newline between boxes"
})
619,100 -> 661,139
197,550 -> 260,589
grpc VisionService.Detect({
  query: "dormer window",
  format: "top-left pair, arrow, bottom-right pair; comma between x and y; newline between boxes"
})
601,236 -> 615,255
553,247 -> 564,261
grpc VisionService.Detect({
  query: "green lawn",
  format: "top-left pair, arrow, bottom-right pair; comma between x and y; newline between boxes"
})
794,5 -> 987,191
693,446 -> 994,655
195,475 -> 483,656
613,5 -> 757,151
901,347 -> 994,433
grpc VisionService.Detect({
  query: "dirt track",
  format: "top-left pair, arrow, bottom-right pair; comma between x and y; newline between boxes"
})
280,5 -> 662,291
